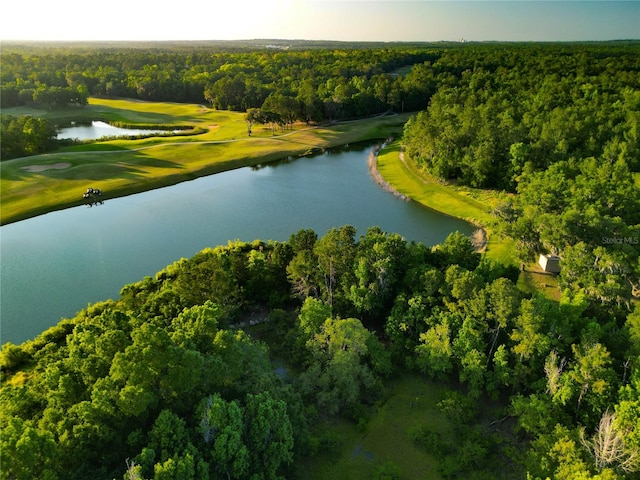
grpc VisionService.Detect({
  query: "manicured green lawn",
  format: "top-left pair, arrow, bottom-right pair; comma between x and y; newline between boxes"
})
1,99 -> 410,225
377,141 -> 518,265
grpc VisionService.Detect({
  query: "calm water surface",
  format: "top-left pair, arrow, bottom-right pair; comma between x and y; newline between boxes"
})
57,121 -> 175,140
0,143 -> 473,344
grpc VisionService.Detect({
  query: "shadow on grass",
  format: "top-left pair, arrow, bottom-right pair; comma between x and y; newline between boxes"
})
66,155 -> 186,182
57,143 -> 132,153
3,150 -> 184,183
86,103 -> 196,124
264,135 -> 320,148
1,150 -> 189,225
517,266 -> 561,300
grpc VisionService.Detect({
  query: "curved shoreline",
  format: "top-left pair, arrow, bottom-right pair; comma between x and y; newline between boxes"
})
2,112 -> 410,226
6,136 -> 484,259
367,141 -> 410,202
396,151 -> 488,253
375,145 -> 490,254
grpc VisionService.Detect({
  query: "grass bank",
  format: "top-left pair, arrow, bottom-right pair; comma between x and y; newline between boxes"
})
1,98 -> 410,225
376,141 -> 517,265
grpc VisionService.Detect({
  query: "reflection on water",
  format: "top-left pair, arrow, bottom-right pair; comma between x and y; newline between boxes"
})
0,142 -> 474,344
57,120 -> 174,140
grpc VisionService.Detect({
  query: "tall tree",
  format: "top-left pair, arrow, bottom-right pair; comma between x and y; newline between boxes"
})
243,392 -> 294,480
199,394 -> 249,480
348,227 -> 407,316
314,225 -> 357,310
301,317 -> 381,417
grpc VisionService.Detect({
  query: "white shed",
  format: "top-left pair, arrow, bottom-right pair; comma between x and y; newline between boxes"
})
538,254 -> 561,273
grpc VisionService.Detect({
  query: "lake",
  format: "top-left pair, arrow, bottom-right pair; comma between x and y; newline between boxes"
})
0,143 -> 474,344
57,121 -> 177,140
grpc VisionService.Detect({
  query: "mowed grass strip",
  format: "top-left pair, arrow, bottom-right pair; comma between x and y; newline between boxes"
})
377,141 -> 517,265
1,99 -> 409,225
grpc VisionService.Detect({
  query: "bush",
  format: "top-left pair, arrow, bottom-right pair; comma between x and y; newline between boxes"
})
437,391 -> 478,426
372,460 -> 402,480
0,342 -> 31,371
317,431 -> 343,455
408,425 -> 451,456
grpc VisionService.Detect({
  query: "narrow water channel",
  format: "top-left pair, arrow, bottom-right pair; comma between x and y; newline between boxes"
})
0,143 -> 474,344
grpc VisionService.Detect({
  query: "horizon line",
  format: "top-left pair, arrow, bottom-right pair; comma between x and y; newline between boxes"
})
2,38 -> 639,44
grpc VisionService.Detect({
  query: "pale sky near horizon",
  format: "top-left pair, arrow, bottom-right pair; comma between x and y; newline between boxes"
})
2,1 -> 638,43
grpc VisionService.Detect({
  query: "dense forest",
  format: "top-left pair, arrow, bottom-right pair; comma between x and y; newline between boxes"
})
1,42 -> 438,159
1,228 -> 638,479
2,42 -> 638,159
0,44 -> 438,115
1,41 -> 639,479
397,44 -> 640,317
402,46 -> 640,189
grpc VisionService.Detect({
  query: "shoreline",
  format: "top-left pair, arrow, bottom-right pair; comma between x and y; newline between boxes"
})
370,143 -> 488,253
1,108 -> 411,226
367,142 -> 410,202
5,138 -> 488,258
375,143 -> 508,259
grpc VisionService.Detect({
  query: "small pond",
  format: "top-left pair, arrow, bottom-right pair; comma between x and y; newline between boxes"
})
57,121 -> 178,140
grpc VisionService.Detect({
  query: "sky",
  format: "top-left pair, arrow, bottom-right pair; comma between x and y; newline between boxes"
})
2,1 -> 638,43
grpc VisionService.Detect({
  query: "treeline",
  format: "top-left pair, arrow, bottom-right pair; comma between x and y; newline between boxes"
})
0,46 -> 438,118
1,227 -> 638,479
0,83 -> 88,110
4,42 -> 637,157
400,43 -> 640,309
403,44 -> 639,190
0,115 -> 58,159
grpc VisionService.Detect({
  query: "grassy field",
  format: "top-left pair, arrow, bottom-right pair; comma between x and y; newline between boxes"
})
376,141 -> 518,265
1,98 -> 410,225
301,373 -> 454,480
516,267 -> 562,301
